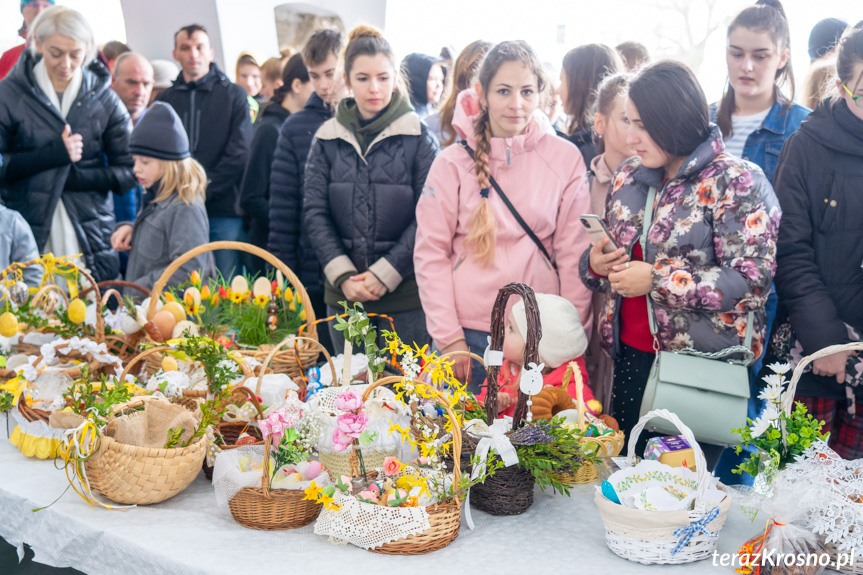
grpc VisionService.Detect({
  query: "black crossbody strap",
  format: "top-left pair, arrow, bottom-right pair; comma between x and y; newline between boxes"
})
459,141 -> 556,270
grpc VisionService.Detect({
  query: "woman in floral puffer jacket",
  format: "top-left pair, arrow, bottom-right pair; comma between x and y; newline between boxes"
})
578,60 -> 781,435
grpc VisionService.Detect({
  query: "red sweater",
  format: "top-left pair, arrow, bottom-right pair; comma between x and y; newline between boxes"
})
478,358 -> 595,418
619,242 -> 653,352
0,44 -> 25,81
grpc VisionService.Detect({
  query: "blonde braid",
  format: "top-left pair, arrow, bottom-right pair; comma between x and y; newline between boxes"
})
465,108 -> 497,266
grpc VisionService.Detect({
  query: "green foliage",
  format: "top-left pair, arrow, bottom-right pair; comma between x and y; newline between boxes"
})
513,419 -> 600,496
732,402 -> 828,477
334,302 -> 386,379
268,428 -> 310,487
62,365 -> 134,426
164,427 -> 185,448
172,334 -> 240,393
211,297 -> 302,347
0,390 -> 13,414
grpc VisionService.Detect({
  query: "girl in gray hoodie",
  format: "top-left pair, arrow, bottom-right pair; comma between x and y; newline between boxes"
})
111,102 -> 213,289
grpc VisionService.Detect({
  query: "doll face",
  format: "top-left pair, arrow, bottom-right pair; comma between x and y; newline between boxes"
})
502,312 -> 526,365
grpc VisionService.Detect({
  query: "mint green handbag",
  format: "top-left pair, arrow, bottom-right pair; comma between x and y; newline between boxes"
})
636,187 -> 754,446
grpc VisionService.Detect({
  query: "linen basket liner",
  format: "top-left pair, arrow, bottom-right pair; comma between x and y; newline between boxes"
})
105,399 -> 198,448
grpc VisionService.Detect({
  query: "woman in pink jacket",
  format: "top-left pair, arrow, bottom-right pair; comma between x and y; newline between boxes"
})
414,40 -> 592,391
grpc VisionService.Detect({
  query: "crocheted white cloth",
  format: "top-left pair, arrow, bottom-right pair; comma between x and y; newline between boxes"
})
313,490 -> 431,549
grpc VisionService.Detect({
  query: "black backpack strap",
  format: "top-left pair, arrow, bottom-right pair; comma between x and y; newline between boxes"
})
459,141 -> 556,270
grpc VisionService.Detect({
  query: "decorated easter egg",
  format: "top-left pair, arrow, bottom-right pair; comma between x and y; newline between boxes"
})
161,356 -> 179,372
172,320 -> 199,339
152,310 -> 178,340
162,301 -> 186,323
252,277 -> 272,298
67,298 -> 87,324
119,311 -> 142,334
39,290 -> 60,315
9,281 -> 29,307
305,460 -> 322,480
587,399 -> 603,415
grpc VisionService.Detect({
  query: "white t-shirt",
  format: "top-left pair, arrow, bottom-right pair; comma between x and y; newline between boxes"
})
724,108 -> 770,159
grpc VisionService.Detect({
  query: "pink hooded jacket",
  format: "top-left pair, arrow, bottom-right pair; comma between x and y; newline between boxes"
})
414,90 -> 593,349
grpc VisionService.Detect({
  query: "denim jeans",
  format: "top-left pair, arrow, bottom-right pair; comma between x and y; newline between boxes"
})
429,328 -> 490,395
208,216 -> 246,278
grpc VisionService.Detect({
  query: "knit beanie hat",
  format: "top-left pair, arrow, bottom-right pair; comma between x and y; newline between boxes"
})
130,102 -> 190,161
21,0 -> 54,11
808,18 -> 847,60
511,294 -> 587,369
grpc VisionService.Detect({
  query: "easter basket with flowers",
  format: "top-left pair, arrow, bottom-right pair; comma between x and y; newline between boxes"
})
137,241 -> 320,379
305,375 -> 498,555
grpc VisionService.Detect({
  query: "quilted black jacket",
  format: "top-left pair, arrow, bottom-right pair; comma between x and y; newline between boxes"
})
0,50 -> 135,281
303,111 -> 438,311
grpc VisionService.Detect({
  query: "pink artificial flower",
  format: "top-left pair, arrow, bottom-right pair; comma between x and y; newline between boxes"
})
334,390 -> 363,413
357,490 -> 378,504
332,429 -> 352,452
336,412 -> 368,439
386,489 -> 408,503
383,456 -> 401,476
259,403 -> 301,441
339,475 -> 353,492
416,457 -> 429,465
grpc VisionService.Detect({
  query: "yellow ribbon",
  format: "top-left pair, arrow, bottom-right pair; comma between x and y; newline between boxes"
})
1,377 -> 28,406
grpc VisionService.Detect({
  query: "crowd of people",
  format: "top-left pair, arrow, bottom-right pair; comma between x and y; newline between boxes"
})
1,0 -> 862,471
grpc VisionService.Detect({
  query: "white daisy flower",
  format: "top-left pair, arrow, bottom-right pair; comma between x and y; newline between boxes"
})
767,362 -> 793,375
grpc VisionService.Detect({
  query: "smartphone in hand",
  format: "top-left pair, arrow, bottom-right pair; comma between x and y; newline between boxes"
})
580,215 -> 619,254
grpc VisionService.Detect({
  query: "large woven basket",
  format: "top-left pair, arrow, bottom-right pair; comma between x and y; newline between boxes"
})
555,362 -> 625,484
595,408 -> 732,565
348,376 -> 464,555
467,283 -> 540,515
141,241 -> 321,377
228,435 -> 325,530
84,396 -> 207,505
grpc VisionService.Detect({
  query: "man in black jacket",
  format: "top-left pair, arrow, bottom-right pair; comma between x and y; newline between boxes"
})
157,24 -> 252,277
268,29 -> 343,353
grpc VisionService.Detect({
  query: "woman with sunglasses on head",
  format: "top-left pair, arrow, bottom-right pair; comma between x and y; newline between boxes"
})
771,22 -> 863,459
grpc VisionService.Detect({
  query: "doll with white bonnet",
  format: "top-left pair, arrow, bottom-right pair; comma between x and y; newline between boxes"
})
478,293 -> 596,418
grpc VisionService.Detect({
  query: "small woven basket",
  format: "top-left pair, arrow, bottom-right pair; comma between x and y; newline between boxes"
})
228,436 -> 325,530
595,408 -> 732,565
98,286 -> 147,365
340,376 -> 464,555
141,241 -> 321,378
555,362 -> 625,484
84,396 -> 207,505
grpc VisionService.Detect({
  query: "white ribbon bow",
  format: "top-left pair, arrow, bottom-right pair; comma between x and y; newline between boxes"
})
464,417 -> 519,531
222,402 -> 259,423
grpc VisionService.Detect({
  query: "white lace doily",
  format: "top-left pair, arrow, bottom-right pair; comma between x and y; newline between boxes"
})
10,409 -> 67,441
313,490 -> 431,549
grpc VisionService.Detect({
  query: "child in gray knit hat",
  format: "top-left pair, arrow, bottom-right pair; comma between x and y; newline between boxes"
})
111,101 -> 213,290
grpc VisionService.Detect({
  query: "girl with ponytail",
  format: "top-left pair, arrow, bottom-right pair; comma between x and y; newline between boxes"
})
415,40 -> 593,390
713,0 -> 809,184
771,22 -> 863,459
304,25 -> 439,347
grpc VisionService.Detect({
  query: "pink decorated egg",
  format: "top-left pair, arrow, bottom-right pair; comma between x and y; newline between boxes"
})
304,461 -> 322,480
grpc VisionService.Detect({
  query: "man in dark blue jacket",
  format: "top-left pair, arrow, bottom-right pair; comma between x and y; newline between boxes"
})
157,24 -> 252,277
268,29 -> 342,353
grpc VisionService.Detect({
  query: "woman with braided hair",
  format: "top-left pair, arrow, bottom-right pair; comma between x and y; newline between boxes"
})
415,40 -> 592,391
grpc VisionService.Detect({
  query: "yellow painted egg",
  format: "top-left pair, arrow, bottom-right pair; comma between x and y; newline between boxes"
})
67,298 -> 87,324
0,311 -> 19,337
162,301 -> 186,323
161,356 -> 179,372
587,399 -> 603,415
152,310 -> 178,340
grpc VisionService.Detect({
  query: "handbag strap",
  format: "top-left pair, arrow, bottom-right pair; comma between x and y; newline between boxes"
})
459,141 -> 556,270
641,186 -> 755,366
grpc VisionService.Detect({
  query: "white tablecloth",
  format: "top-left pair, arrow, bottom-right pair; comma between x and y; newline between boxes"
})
0,435 -> 839,575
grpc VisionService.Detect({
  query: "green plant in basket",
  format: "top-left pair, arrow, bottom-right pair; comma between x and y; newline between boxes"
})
732,362 -> 828,479
334,301 -> 387,381
62,364 -> 137,426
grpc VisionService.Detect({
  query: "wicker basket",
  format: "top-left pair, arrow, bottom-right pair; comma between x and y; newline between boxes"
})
466,283 -> 541,515
554,362 -> 625,484
595,408 -> 732,565
141,241 -> 321,378
227,435 -> 325,530
342,376 -> 464,555
119,344 -> 254,393
84,395 -> 206,505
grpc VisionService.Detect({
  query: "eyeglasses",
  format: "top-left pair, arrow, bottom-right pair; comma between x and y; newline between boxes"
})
842,84 -> 863,108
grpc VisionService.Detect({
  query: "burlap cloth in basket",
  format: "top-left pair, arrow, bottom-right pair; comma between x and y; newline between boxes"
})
105,401 -> 198,448
593,488 -> 732,541
48,411 -> 85,430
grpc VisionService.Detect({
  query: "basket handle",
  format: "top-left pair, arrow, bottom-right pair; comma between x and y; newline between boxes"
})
562,361 -> 587,432
783,342 -> 863,416
80,280 -> 150,298
626,408 -> 710,507
361,375 -> 462,487
118,344 -> 253,387
257,335 -> 337,393
222,385 -> 264,419
31,283 -> 70,309
145,241 -> 317,339
101,288 -> 123,308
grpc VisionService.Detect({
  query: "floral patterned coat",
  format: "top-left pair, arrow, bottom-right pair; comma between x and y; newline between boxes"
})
578,126 -> 781,362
